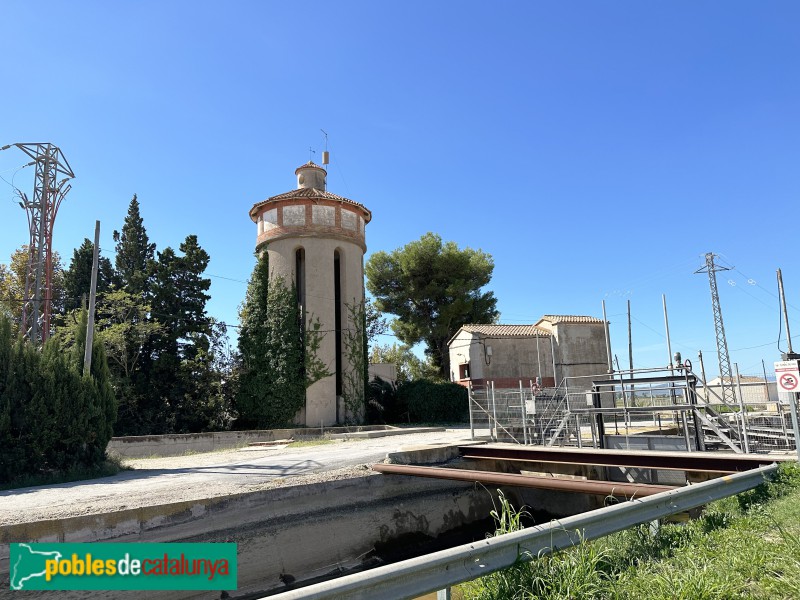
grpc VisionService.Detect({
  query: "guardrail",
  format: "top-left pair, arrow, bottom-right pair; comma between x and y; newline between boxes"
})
267,463 -> 779,600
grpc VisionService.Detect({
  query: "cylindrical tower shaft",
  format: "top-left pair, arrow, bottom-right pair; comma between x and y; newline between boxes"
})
249,161 -> 371,426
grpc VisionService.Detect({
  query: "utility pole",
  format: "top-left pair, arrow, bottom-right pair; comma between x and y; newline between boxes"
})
776,268 -> 800,461
83,221 -> 100,375
601,300 -> 613,373
627,299 -> 633,373
627,299 -> 635,404
778,269 -> 797,360
695,253 -> 736,407
0,142 -> 74,343
662,294 -> 673,372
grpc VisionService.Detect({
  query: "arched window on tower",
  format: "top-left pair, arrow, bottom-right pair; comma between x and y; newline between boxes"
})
334,250 -> 343,398
295,247 -> 306,315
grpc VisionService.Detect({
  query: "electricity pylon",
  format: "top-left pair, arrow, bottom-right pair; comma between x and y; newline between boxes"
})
695,252 -> 736,406
0,143 -> 74,343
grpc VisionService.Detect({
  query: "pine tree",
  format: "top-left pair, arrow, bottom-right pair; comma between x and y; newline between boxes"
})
146,235 -> 214,432
113,195 -> 155,296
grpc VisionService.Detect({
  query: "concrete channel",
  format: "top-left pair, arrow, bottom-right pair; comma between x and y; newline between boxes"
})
2,438 -> 790,599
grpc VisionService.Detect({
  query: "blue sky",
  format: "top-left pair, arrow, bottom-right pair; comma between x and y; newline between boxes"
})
1,1 -> 798,378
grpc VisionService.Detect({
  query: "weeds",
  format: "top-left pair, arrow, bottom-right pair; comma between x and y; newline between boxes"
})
489,490 -> 530,536
462,463 -> 800,600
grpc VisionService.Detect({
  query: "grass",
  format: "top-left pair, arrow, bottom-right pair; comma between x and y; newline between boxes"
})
0,455 -> 130,491
461,463 -> 800,600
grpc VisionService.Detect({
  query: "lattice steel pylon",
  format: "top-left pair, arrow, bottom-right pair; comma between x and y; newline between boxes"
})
1,143 -> 74,343
695,252 -> 736,406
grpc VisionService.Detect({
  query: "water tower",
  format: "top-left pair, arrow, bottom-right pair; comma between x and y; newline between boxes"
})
249,160 -> 371,426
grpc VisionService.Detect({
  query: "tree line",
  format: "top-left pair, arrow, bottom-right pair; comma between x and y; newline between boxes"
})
1,195 -> 234,436
0,199 -> 499,438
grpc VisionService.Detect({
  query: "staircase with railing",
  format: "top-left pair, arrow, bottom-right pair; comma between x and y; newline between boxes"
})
468,370 -> 794,454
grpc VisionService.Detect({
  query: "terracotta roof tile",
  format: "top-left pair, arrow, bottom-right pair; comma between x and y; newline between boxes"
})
250,188 -> 371,222
295,161 -> 326,174
459,324 -> 553,337
538,315 -> 605,325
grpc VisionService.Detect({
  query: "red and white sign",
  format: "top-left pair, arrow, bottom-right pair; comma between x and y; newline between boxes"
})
775,360 -> 800,393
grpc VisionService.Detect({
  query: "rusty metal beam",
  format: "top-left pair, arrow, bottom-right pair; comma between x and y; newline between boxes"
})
459,445 -> 779,473
461,453 -> 736,474
372,464 -> 677,499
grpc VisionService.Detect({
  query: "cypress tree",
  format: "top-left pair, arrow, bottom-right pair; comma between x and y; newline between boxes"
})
87,340 -> 117,461
0,299 -> 116,484
237,254 -> 305,429
0,316 -> 13,481
41,337 -> 86,469
262,275 -> 304,425
0,316 -> 10,400
113,194 -> 155,296
62,238 -> 116,311
4,337 -> 44,476
63,307 -> 116,463
236,252 -> 272,428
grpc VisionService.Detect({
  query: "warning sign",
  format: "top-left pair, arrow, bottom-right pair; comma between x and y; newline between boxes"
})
775,360 -> 800,394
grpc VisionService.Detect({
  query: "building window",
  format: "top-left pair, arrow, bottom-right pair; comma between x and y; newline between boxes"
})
459,363 -> 470,380
334,250 -> 342,399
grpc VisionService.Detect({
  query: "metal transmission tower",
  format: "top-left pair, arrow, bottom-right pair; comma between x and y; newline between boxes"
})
0,143 -> 75,343
695,252 -> 736,406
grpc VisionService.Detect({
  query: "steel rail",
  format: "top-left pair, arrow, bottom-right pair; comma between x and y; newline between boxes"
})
572,404 -> 695,413
269,463 -> 778,600
460,453 -> 735,474
372,463 -> 676,498
459,445 -> 780,472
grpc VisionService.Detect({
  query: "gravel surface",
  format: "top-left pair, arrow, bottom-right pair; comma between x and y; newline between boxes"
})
0,429 -> 473,526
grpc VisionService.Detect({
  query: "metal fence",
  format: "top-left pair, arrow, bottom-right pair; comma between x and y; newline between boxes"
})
469,368 -> 798,454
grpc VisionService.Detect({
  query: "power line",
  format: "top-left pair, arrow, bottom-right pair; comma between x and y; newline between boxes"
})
717,254 -> 800,314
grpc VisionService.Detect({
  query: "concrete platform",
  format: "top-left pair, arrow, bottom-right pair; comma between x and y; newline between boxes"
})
328,426 -> 446,440
1,440 -> 502,599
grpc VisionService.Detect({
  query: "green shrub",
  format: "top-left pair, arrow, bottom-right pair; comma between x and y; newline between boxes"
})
396,379 -> 468,423
0,314 -> 117,484
366,376 -> 399,424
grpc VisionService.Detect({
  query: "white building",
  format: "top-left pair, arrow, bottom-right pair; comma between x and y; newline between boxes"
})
448,315 -> 610,390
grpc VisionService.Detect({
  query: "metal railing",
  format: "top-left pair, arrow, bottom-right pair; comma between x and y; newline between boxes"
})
268,463 -> 779,600
470,368 -> 797,454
